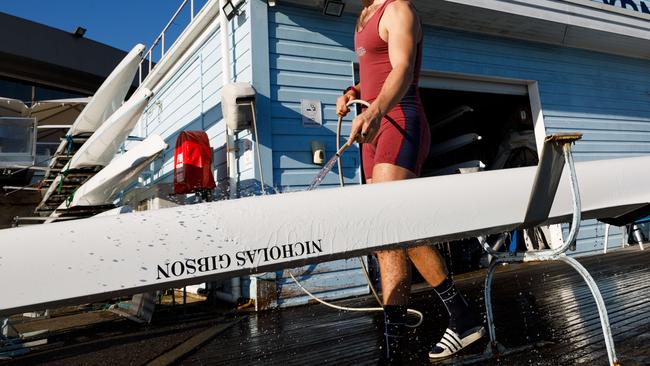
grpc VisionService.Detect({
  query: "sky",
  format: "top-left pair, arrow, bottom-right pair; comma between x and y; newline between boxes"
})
0,0 -> 208,52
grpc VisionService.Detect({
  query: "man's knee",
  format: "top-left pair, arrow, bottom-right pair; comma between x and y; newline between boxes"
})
376,248 -> 407,260
407,245 -> 427,258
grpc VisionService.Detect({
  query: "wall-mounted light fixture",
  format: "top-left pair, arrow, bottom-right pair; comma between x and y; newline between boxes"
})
73,26 -> 87,38
267,0 -> 276,6
222,0 -> 246,21
323,0 -> 345,17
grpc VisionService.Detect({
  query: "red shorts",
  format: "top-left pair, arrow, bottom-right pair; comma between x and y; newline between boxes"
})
362,103 -> 430,180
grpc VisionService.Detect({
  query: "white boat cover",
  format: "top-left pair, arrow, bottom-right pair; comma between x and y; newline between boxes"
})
0,97 -> 28,117
29,97 -> 91,126
67,88 -> 153,169
0,97 -> 90,126
58,135 -> 166,208
67,44 -> 145,137
46,43 -> 144,165
1,155 -> 649,315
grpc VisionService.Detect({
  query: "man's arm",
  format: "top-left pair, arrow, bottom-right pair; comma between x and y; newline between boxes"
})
347,1 -> 419,145
336,83 -> 362,117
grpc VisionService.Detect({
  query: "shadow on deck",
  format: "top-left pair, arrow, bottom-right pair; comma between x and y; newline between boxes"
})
3,247 -> 650,365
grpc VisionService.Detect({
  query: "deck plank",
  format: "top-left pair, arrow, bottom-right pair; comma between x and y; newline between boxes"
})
2,247 -> 649,365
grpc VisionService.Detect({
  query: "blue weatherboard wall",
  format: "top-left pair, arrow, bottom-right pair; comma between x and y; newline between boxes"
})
269,7 -> 361,191
266,6 -> 372,307
268,5 -> 650,255
139,4 -> 253,188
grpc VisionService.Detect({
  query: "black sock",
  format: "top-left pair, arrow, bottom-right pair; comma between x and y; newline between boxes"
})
434,277 -> 473,334
382,305 -> 406,363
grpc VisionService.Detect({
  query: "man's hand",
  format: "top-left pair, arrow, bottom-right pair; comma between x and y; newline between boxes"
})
336,92 -> 355,117
347,109 -> 382,146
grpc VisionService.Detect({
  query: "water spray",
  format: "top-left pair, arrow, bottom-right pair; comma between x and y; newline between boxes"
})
290,99 -> 424,328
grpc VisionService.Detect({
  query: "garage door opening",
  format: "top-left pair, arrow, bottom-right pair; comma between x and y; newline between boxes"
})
421,88 -> 537,175
415,78 -> 544,277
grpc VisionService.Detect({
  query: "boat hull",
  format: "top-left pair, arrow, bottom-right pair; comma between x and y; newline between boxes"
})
1,155 -> 649,315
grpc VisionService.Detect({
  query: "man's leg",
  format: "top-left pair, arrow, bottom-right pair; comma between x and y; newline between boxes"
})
408,241 -> 484,358
408,246 -> 474,331
371,164 -> 415,363
376,249 -> 410,363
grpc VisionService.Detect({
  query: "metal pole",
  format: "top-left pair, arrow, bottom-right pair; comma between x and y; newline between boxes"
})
603,224 -> 610,254
484,259 -> 499,345
162,33 -> 166,56
558,256 -> 619,366
250,101 -> 266,194
191,0 -> 195,20
552,144 -> 581,255
524,143 -> 581,261
220,0 -> 236,200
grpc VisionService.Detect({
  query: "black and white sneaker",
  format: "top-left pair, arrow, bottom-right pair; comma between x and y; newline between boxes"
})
428,326 -> 486,359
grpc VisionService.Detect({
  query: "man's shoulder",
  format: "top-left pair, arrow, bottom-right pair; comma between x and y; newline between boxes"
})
384,0 -> 417,18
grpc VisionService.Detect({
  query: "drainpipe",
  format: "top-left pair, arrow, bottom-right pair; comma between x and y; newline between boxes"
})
219,0 -> 236,200
217,0 -> 241,304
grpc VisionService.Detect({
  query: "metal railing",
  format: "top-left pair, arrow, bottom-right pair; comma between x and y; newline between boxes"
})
138,0 -> 208,85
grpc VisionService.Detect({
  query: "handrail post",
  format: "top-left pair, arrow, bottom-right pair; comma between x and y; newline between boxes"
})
162,33 -> 166,57
139,0 -> 201,85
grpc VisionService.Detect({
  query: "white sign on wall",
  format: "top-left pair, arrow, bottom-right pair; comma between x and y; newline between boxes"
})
301,99 -> 323,128
592,0 -> 650,14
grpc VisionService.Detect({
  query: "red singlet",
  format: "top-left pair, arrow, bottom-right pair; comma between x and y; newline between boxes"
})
354,0 -> 430,179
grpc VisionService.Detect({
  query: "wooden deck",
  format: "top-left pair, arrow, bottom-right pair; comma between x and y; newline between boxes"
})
3,247 -> 650,365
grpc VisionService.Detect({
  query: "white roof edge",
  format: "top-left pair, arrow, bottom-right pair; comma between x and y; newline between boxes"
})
561,0 -> 650,22
284,0 -> 650,39
448,0 -> 650,39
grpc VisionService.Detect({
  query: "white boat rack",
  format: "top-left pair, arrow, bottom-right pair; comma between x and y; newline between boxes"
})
430,105 -> 474,131
428,133 -> 482,157
34,44 -> 145,216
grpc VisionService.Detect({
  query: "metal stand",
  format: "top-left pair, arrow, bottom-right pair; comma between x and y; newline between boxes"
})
603,222 -> 646,254
1,318 -> 48,359
478,137 -> 620,366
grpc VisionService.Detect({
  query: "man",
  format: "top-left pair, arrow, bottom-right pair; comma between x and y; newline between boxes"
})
336,0 -> 485,363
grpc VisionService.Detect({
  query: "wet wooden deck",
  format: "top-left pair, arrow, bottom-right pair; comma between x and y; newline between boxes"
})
3,247 -> 650,365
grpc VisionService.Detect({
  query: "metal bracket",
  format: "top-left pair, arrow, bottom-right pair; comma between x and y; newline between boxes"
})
477,134 -> 620,366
